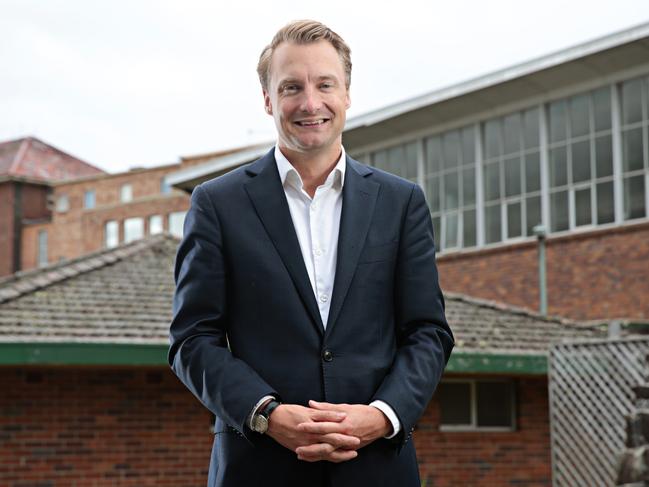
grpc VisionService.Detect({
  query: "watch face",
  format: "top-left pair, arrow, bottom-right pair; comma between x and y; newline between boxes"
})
253,415 -> 268,433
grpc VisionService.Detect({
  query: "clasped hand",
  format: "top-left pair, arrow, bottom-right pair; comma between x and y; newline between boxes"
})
266,400 -> 391,463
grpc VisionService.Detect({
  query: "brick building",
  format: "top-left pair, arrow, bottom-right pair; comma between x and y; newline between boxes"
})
168,22 -> 649,324
0,137 -> 105,277
0,235 -> 601,486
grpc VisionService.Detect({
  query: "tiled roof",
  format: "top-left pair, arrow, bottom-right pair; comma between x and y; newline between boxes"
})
0,136 -> 104,182
0,234 -> 603,352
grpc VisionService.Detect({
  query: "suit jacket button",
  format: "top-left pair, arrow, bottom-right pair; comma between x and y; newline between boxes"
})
322,350 -> 333,362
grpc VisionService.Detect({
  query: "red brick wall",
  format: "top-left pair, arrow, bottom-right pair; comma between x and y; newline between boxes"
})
0,367 -> 212,486
0,368 -> 550,486
20,165 -> 190,271
438,221 -> 649,322
417,376 -> 551,487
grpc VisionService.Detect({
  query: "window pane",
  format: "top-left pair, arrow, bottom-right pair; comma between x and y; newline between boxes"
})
551,191 -> 569,232
595,135 -> 613,178
426,176 -> 440,212
593,87 -> 611,132
438,382 -> 472,425
149,215 -> 163,235
484,162 -> 500,201
444,212 -> 458,249
596,181 -> 614,225
105,221 -> 119,248
575,187 -> 592,227
507,202 -> 522,239
461,127 -> 475,164
571,140 -> 591,183
443,172 -> 459,210
124,217 -> 144,243
169,211 -> 187,238
387,146 -> 402,176
121,184 -> 133,203
504,157 -> 521,197
160,178 -> 171,194
462,167 -> 476,206
84,190 -> 95,209
373,150 -> 389,172
37,230 -> 48,267
503,113 -> 521,155
624,175 -> 646,220
525,196 -> 541,236
525,152 -> 541,193
570,94 -> 590,138
485,120 -> 501,159
622,128 -> 644,172
550,147 -> 568,187
56,194 -> 69,212
523,108 -> 539,148
463,209 -> 476,247
476,382 -> 514,428
622,78 -> 643,125
404,142 -> 419,181
425,137 -> 442,174
485,204 -> 501,244
549,100 -> 567,143
443,131 -> 460,170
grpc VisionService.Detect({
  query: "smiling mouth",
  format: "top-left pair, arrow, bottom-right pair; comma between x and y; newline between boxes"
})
295,119 -> 330,127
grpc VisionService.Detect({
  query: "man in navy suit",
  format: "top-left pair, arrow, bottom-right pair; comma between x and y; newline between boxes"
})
169,19 -> 454,486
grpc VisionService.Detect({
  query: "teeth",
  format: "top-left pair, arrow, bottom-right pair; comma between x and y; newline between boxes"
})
297,120 -> 326,126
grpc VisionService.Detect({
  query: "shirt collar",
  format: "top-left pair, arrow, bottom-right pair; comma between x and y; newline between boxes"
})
274,145 -> 346,192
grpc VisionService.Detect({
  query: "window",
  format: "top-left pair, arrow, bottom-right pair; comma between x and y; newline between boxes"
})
482,108 -> 541,243
425,127 -> 477,251
124,217 -> 144,243
547,88 -> 614,231
84,190 -> 95,209
160,178 -> 171,195
120,184 -> 133,203
168,211 -> 187,238
56,194 -> 69,212
437,379 -> 515,431
621,77 -> 649,220
37,230 -> 48,267
104,220 -> 119,248
148,215 -> 163,235
371,141 -> 419,183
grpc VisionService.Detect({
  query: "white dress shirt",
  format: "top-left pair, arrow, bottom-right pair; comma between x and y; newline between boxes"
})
266,145 -> 401,439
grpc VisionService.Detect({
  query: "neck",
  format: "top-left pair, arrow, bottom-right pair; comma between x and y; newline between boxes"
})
279,144 -> 342,198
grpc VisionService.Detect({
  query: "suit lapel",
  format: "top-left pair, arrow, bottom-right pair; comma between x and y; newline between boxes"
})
326,157 -> 379,337
244,150 -> 325,335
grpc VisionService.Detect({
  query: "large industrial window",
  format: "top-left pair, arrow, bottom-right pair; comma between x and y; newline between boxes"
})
483,108 -> 542,243
371,141 -> 418,184
547,87 -> 615,232
621,77 -> 648,220
437,379 -> 516,431
425,127 -> 477,251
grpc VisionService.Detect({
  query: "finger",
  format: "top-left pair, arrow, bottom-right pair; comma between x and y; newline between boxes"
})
309,410 -> 346,422
309,400 -> 345,411
298,421 -> 350,435
296,443 -> 335,462
322,433 -> 361,450
325,449 -> 358,463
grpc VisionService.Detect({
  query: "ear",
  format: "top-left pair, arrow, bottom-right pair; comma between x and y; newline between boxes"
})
345,88 -> 351,110
263,89 -> 273,115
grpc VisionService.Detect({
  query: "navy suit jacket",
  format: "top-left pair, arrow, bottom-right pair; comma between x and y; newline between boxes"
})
168,149 -> 454,487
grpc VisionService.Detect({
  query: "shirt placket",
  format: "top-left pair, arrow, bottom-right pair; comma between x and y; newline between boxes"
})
310,186 -> 331,327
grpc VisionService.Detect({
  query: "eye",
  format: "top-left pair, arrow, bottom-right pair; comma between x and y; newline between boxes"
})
320,82 -> 334,90
281,84 -> 299,94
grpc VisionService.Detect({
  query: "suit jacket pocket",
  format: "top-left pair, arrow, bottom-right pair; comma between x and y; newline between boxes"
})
357,241 -> 398,264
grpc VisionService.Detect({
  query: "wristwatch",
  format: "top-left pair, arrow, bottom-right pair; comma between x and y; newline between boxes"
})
251,399 -> 281,434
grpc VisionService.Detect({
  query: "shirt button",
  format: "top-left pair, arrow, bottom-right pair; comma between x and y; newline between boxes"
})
322,350 -> 333,362
319,294 -> 328,303
311,203 -> 317,211
315,248 -> 323,257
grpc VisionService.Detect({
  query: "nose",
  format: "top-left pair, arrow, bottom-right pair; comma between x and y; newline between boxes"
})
300,85 -> 322,113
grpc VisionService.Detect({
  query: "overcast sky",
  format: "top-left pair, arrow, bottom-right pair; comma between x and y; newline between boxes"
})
2,0 -> 649,173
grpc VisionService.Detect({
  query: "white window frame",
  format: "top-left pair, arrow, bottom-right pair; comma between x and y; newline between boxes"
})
104,220 -> 119,248
37,230 -> 48,267
438,378 -> 516,433
120,184 -> 133,203
123,217 -> 144,243
56,194 -> 69,213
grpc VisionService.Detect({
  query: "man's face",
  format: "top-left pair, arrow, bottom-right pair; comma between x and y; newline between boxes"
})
263,40 -> 351,157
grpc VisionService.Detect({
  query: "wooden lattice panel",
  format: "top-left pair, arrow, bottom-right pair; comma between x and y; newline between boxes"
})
549,337 -> 649,487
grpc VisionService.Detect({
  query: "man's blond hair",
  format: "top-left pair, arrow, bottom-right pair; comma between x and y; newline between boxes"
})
257,20 -> 352,92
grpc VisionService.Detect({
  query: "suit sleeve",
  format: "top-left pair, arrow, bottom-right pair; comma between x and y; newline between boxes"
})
168,184 -> 278,438
371,183 -> 454,447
